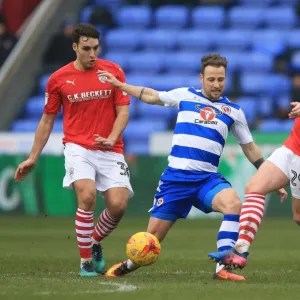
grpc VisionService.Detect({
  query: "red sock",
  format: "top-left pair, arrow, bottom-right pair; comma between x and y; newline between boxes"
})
235,193 -> 265,253
75,208 -> 94,259
92,209 -> 119,243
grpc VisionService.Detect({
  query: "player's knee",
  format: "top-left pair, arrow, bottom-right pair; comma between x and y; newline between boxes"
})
78,192 -> 96,211
245,180 -> 258,194
108,200 -> 128,220
223,199 -> 241,214
293,214 -> 300,226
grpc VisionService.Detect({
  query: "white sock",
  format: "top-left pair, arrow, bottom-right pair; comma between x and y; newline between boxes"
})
126,259 -> 140,271
216,263 -> 225,273
80,258 -> 92,268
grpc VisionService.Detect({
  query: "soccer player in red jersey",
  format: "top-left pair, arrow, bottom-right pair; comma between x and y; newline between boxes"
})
14,24 -> 133,277
209,102 -> 300,269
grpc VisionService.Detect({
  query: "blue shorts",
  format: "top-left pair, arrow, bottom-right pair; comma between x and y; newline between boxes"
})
150,171 -> 231,222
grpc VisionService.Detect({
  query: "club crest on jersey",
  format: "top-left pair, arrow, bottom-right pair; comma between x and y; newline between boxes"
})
195,105 -> 222,125
98,75 -> 107,83
221,105 -> 231,114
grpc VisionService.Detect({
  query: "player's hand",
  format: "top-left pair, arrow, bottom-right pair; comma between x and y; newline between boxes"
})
288,102 -> 300,118
14,158 -> 36,182
93,134 -> 117,148
275,188 -> 288,203
97,70 -> 122,88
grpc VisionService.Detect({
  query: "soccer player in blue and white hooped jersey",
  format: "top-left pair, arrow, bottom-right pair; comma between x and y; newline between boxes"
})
98,54 -> 286,280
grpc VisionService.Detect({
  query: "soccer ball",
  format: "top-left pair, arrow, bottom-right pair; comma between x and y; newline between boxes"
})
126,232 -> 161,266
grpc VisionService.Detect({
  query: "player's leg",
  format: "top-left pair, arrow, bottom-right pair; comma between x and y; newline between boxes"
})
292,196 -> 300,226
211,148 -> 290,269
91,151 -> 133,273
63,143 -> 98,277
105,179 -> 195,278
106,217 -> 175,278
195,182 -> 245,280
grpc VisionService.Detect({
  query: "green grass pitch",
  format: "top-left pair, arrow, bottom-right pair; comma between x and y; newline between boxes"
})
0,216 -> 300,300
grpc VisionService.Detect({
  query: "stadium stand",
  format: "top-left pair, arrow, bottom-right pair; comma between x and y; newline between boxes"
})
10,0 -> 300,154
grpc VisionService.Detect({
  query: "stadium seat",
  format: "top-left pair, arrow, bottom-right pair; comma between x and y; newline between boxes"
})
177,29 -> 215,51
241,73 -> 291,94
287,30 -> 300,49
228,7 -> 264,28
264,7 -> 297,29
115,6 -> 152,28
125,140 -> 149,154
129,96 -> 137,119
123,119 -> 167,140
142,29 -> 177,50
281,119 -> 294,132
238,52 -> 273,72
138,101 -> 173,119
125,74 -> 151,87
154,5 -> 188,28
25,96 -> 45,117
275,94 -> 291,110
235,97 -> 257,126
237,0 -> 275,6
105,29 -> 142,51
148,75 -> 189,91
259,96 -> 275,118
277,0 -> 298,5
291,51 -> 300,70
80,6 -> 92,23
104,52 -> 129,70
39,74 -> 51,93
251,30 -> 287,56
216,30 -> 252,50
11,119 -> 63,132
191,7 -> 225,28
258,119 -> 286,132
164,52 -> 201,74
240,72 -> 272,94
94,0 -> 123,9
127,52 -> 165,74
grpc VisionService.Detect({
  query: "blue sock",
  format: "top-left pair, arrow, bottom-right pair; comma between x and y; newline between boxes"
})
216,214 -> 239,272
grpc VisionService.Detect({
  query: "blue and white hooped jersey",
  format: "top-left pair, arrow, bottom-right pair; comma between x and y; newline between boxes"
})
159,87 -> 253,176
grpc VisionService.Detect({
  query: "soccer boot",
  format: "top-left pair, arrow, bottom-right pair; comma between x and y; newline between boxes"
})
92,243 -> 106,274
79,261 -> 97,277
105,261 -> 133,278
213,267 -> 246,281
208,249 -> 249,269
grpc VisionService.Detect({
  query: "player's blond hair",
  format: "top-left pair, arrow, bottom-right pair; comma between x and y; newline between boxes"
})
201,53 -> 228,74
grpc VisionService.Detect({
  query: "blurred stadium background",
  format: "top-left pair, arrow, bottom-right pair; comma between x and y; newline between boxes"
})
0,0 -> 300,298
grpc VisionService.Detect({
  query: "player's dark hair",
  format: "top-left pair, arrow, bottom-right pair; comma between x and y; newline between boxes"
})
201,53 -> 227,74
71,23 -> 100,44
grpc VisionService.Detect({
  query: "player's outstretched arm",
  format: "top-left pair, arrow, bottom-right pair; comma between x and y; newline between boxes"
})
97,70 -> 163,106
14,113 -> 56,182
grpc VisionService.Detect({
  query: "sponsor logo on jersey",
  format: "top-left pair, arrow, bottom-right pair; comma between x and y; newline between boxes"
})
66,90 -> 112,102
194,105 -> 222,125
66,79 -> 75,86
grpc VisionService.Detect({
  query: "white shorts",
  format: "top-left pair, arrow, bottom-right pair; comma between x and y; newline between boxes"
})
267,145 -> 300,199
63,143 -> 133,198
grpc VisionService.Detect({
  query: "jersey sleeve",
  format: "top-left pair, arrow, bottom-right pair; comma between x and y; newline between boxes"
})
114,67 -> 130,106
158,88 -> 187,108
44,75 -> 62,114
231,109 -> 254,144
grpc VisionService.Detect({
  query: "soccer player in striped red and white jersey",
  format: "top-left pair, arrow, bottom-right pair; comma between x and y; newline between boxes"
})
209,102 -> 300,269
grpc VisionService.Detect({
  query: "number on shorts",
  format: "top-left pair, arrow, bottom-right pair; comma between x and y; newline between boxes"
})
117,162 -> 129,177
291,170 -> 300,187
